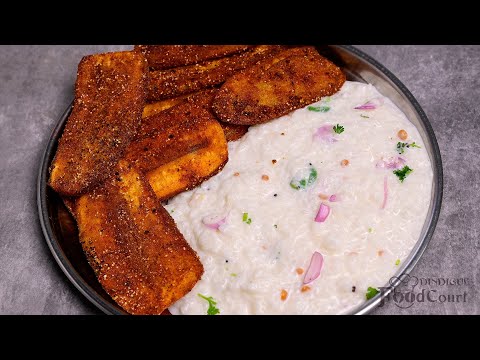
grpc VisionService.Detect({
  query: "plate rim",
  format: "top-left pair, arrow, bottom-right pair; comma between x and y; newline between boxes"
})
37,45 -> 443,315
37,104 -> 126,315
339,45 -> 443,314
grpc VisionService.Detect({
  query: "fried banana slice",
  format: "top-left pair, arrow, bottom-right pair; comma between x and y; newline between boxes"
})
146,45 -> 284,102
142,90 -> 248,142
142,93 -> 192,118
124,90 -> 228,201
212,46 -> 346,125
74,160 -> 203,315
135,45 -> 252,70
146,120 -> 228,200
49,51 -> 147,196
146,123 -> 228,201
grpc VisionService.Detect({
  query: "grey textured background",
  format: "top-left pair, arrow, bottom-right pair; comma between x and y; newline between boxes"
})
0,45 -> 478,315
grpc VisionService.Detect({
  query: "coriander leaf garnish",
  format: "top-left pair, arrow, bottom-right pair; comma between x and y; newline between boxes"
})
333,124 -> 344,134
396,141 -> 421,154
308,105 -> 330,113
366,287 -> 379,300
395,259 -> 401,266
242,212 -> 252,224
393,165 -> 413,183
290,166 -> 317,190
198,294 -> 220,315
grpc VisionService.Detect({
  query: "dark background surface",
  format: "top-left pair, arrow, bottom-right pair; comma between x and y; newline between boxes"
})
0,45 -> 478,315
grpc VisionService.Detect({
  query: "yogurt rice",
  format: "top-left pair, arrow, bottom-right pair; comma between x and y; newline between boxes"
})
167,81 -> 433,315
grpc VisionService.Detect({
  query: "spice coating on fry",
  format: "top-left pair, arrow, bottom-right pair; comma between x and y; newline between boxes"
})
49,51 -> 147,196
146,45 -> 285,102
127,90 -> 229,201
74,161 -> 203,315
212,47 -> 346,125
135,45 -> 252,70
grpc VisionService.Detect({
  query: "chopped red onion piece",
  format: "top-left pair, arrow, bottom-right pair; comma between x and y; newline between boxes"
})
329,194 -> 338,202
354,98 -> 384,110
376,156 -> 405,170
303,251 -> 324,284
315,203 -> 330,223
313,125 -> 337,143
202,214 -> 227,230
381,176 -> 388,209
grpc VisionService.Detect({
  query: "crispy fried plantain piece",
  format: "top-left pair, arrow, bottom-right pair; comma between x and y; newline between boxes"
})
74,160 -> 203,315
142,93 -> 192,118
143,89 -> 248,141
212,46 -> 346,125
124,90 -> 229,201
146,45 -> 285,102
49,51 -> 147,196
146,120 -> 228,200
135,45 -> 252,70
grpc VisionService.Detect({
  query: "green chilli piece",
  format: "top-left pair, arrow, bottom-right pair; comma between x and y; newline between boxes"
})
308,105 -> 330,113
396,141 -> 421,154
290,167 -> 318,190
366,287 -> 379,300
